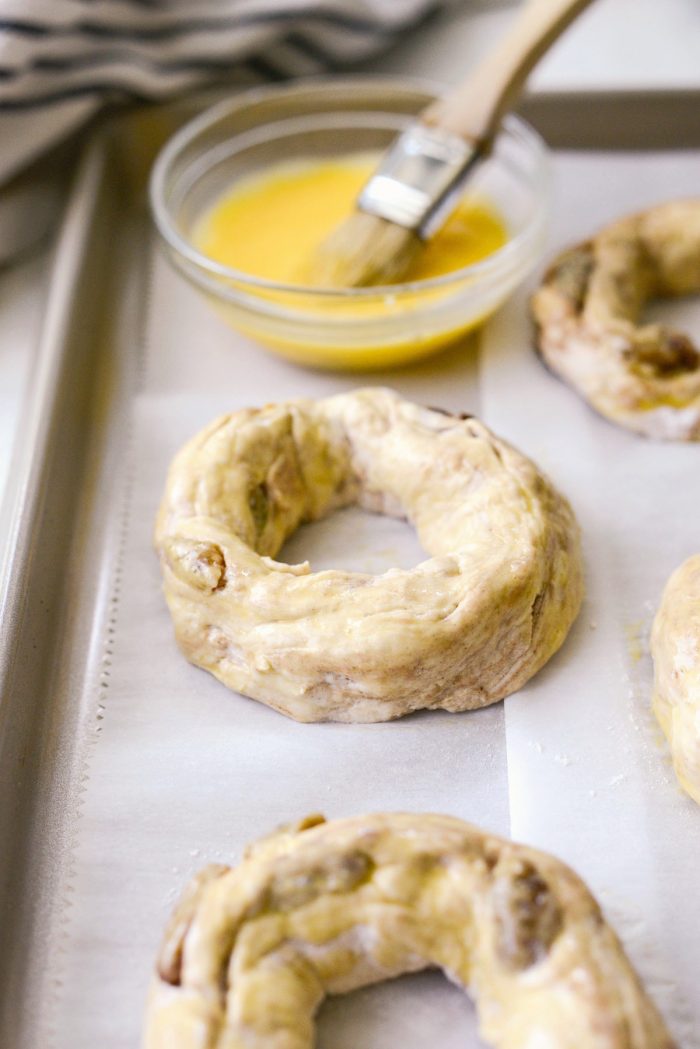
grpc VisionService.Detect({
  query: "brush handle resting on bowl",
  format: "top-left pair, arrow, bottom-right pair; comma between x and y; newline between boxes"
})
424,0 -> 596,147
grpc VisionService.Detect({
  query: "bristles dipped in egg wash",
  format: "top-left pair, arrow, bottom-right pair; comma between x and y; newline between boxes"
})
310,0 -> 596,290
312,211 -> 423,289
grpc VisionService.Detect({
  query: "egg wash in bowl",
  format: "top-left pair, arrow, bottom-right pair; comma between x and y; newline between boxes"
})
193,153 -> 508,288
150,83 -> 550,371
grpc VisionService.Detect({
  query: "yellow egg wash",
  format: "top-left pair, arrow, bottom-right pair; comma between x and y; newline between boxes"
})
192,154 -> 510,369
195,155 -> 507,286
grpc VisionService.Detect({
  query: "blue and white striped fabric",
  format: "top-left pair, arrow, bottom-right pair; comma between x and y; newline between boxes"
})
0,0 -> 438,184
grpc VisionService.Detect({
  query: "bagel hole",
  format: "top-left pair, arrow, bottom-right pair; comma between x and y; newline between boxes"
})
279,506 -> 426,574
317,971 -> 485,1049
639,295 -> 700,372
642,294 -> 700,331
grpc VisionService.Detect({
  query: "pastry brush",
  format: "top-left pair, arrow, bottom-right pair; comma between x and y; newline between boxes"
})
313,0 -> 596,288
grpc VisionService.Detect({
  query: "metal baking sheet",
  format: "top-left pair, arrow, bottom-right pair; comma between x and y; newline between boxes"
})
1,91 -> 699,1049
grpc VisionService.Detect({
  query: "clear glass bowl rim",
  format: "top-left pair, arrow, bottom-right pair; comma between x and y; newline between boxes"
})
149,75 -> 551,300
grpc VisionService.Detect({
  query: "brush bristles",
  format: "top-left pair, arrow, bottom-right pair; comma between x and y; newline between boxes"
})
311,210 -> 422,289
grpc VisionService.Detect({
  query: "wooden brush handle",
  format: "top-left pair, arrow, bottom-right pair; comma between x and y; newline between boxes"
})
423,0 -> 596,145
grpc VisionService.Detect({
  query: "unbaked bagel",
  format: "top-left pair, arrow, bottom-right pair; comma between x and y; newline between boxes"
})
532,199 -> 700,440
651,555 -> 700,805
144,812 -> 674,1049
155,389 -> 583,722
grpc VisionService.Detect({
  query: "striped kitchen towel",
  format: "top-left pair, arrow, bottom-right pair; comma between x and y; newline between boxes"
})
0,0 -> 442,185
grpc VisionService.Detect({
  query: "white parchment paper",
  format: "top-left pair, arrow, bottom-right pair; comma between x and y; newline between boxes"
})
49,149 -> 700,1047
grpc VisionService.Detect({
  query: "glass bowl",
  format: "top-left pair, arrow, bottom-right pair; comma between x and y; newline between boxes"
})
150,77 -> 550,371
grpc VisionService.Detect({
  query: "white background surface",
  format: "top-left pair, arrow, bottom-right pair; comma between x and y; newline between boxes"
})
376,0 -> 700,91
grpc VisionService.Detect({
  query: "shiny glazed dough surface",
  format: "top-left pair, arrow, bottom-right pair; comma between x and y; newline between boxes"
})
155,388 -> 583,722
532,200 -> 700,440
143,812 -> 675,1049
651,554 -> 700,804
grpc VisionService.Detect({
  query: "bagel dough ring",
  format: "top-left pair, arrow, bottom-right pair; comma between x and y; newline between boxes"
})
531,199 -> 700,439
155,389 -> 583,722
144,812 -> 674,1049
651,555 -> 700,804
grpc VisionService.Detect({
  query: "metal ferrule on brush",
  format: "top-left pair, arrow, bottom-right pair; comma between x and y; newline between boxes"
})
356,124 -> 480,239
